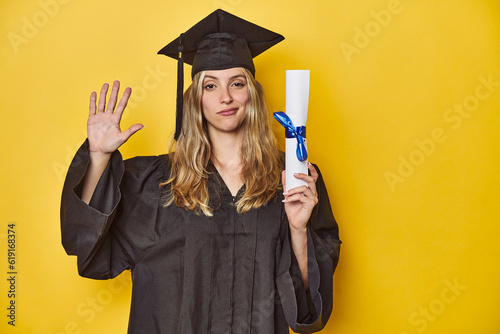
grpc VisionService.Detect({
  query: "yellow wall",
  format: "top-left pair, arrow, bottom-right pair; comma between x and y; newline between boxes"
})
1,0 -> 499,333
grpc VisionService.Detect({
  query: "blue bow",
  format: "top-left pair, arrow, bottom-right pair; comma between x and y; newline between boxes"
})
273,112 -> 308,162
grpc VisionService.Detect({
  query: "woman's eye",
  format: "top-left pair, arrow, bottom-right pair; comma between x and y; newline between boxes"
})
232,82 -> 246,88
204,84 -> 216,90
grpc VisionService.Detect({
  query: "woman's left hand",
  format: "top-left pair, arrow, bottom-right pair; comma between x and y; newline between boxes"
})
282,163 -> 319,231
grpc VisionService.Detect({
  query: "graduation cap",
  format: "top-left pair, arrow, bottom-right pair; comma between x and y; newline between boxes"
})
158,9 -> 284,140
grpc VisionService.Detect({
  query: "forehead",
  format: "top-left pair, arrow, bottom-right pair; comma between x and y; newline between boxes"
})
204,67 -> 246,80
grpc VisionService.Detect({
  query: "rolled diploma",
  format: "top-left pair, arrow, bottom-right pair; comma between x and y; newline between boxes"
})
285,70 -> 310,191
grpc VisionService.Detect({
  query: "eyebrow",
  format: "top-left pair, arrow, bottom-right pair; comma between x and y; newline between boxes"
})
204,74 -> 246,80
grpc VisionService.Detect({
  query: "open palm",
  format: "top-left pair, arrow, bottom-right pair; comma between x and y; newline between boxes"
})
88,80 -> 143,155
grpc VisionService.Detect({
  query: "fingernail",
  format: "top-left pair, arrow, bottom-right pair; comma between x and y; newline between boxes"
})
283,191 -> 288,195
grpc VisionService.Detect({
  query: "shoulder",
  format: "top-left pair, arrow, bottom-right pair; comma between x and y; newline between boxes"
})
158,154 -> 172,177
122,154 -> 172,185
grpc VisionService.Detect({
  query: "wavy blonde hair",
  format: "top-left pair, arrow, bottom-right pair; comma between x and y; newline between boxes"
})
161,68 -> 283,216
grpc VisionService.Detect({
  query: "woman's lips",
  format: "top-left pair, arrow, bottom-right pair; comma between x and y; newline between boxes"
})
218,107 -> 238,116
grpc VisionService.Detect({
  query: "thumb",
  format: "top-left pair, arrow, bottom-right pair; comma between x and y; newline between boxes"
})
121,123 -> 144,142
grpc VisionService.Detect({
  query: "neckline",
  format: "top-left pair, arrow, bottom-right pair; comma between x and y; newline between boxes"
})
209,160 -> 245,198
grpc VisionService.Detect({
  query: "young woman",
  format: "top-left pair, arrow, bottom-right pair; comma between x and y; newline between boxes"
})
61,9 -> 340,334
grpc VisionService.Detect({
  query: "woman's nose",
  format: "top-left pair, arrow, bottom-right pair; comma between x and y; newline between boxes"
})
219,87 -> 233,104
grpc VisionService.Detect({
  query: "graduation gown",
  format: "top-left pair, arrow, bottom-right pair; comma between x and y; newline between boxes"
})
60,140 -> 341,334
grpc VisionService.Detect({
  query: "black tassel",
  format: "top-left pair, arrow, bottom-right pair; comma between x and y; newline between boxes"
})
174,34 -> 184,140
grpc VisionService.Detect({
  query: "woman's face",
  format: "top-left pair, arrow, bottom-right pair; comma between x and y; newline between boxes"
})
201,67 -> 249,136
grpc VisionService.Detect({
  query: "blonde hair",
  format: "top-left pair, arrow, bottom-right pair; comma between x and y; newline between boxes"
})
161,68 -> 283,216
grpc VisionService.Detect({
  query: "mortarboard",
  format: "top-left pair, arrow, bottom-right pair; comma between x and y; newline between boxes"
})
158,9 -> 284,140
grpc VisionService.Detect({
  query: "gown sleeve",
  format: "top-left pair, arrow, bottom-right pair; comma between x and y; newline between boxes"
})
276,165 -> 341,333
60,140 -> 163,279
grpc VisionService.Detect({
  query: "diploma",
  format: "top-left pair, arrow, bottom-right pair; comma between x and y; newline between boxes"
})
275,70 -> 310,192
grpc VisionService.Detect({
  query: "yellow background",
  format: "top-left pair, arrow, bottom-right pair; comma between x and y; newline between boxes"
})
1,0 -> 500,333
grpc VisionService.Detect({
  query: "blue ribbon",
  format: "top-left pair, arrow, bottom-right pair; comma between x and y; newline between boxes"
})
273,111 -> 308,162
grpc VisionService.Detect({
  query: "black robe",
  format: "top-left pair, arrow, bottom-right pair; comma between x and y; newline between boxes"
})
60,140 -> 341,333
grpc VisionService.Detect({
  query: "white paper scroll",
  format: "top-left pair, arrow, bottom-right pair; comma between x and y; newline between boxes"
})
285,70 -> 310,191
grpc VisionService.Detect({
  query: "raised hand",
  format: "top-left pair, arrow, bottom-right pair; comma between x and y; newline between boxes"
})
88,80 -> 143,156
81,80 -> 143,204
